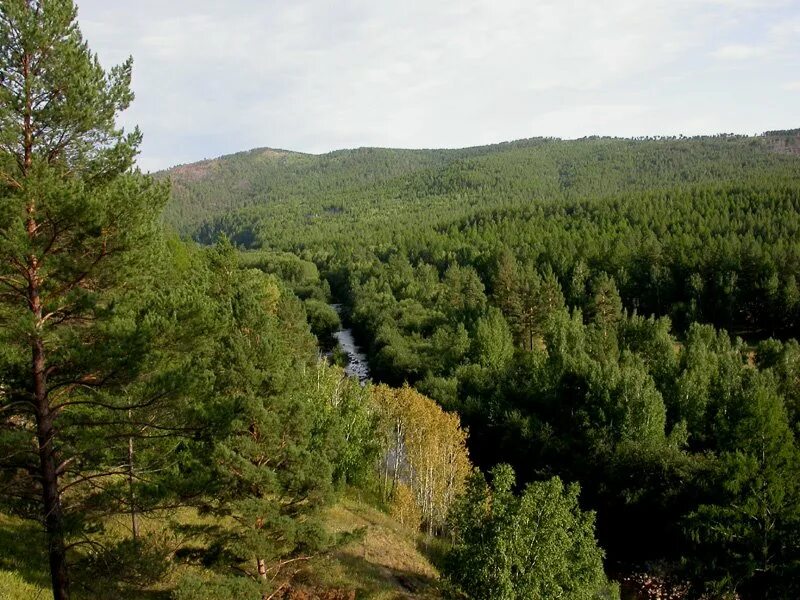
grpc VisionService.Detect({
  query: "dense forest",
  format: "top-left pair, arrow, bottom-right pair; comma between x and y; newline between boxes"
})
2,2 -> 800,600
163,111 -> 800,597
168,131 -> 800,339
0,3 -> 476,600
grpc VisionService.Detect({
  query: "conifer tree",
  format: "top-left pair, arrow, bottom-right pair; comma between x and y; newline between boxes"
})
174,242 -> 379,598
687,372 -> 800,597
0,2 -> 167,598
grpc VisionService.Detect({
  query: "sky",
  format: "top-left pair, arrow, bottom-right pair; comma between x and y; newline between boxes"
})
75,0 -> 800,172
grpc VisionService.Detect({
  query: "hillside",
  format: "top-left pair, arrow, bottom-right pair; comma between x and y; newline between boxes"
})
162,130 -> 800,598
0,497 -> 443,600
6,3 -> 800,600
162,133 -> 800,247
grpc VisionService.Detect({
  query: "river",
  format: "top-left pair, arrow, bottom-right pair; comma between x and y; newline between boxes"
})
330,304 -> 371,382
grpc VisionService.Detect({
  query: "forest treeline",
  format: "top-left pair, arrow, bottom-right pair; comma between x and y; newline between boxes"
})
168,130 -> 800,340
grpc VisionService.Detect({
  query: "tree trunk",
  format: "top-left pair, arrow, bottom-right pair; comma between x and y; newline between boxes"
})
33,333 -> 70,600
28,197 -> 70,599
128,432 -> 139,542
256,516 -> 267,581
391,419 -> 403,497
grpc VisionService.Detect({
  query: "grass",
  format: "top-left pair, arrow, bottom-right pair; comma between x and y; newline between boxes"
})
0,570 -> 49,600
0,513 -> 50,599
298,496 -> 442,599
0,495 -> 444,600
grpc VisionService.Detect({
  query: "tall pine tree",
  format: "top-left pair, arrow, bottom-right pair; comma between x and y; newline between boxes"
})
0,2 -> 166,598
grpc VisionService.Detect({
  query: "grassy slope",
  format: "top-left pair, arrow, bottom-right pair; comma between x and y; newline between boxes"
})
0,497 -> 442,600
0,513 -> 49,598
309,498 -> 441,599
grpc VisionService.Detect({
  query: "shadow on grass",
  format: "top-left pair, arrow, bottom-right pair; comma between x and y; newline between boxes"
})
0,515 -> 172,600
0,515 -> 50,590
66,578 -> 172,600
332,551 -> 440,599
415,536 -> 450,575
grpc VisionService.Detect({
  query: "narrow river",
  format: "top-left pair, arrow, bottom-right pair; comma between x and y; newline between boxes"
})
329,304 -> 371,382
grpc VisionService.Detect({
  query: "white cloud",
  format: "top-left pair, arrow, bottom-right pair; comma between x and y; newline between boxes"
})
74,0 -> 800,170
768,17 -> 800,46
711,44 -> 768,60
701,0 -> 791,7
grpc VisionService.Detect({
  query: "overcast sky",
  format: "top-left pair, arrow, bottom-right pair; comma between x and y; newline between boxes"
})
75,0 -> 799,172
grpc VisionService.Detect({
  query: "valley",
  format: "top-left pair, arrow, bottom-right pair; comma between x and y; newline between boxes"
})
162,132 -> 800,599
2,3 -> 799,599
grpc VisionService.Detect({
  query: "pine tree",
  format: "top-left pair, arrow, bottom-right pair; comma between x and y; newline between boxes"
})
174,243 -> 378,598
687,372 -> 800,597
492,248 -> 523,337
0,2 -> 165,598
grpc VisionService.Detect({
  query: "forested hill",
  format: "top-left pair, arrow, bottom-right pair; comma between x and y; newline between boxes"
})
162,132 -> 800,244
161,130 -> 800,598
162,139 -> 559,235
163,130 -> 800,340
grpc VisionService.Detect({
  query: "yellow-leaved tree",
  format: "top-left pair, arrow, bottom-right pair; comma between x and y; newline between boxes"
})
372,384 -> 471,535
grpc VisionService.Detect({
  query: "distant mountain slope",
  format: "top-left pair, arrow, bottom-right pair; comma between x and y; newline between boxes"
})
161,133 -> 800,247
764,128 -> 800,156
162,144 -> 461,235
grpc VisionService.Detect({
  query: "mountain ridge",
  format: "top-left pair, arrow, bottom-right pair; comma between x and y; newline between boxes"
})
161,128 -> 800,175
161,129 -> 800,243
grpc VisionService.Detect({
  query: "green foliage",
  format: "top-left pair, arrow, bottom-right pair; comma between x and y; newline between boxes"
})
239,249 -> 329,300
0,2 -> 187,597
0,0 -> 139,176
444,465 -> 611,600
304,298 -> 342,349
166,242 -> 380,594
686,372 -> 800,598
17,16 -> 787,595
474,308 -> 514,372
0,5 -> 385,599
163,129 -> 800,596
166,134 -> 800,341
